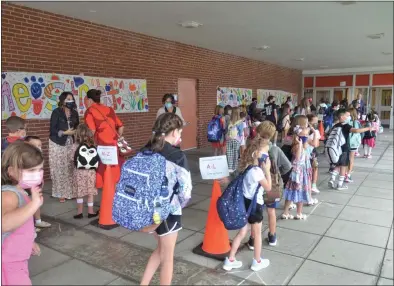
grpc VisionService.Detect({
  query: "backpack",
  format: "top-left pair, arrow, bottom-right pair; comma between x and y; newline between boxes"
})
74,143 -> 100,169
207,116 -> 224,143
349,121 -> 361,149
249,126 -> 257,139
281,144 -> 293,162
325,125 -> 346,164
112,151 -> 174,232
227,120 -> 242,140
324,109 -> 334,128
217,166 -> 258,230
263,153 -> 283,205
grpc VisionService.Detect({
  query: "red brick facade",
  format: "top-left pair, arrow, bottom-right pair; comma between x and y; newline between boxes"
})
1,3 -> 302,179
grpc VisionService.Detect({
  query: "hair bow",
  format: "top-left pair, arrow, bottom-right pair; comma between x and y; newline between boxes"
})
293,125 -> 302,135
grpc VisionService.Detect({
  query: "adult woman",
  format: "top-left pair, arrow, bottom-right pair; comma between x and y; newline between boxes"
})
295,97 -> 311,116
156,93 -> 186,125
49,92 -> 79,203
84,89 -> 124,189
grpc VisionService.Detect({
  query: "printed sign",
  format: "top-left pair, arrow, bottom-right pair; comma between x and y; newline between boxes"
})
1,72 -> 148,120
97,146 -> 118,165
199,155 -> 229,180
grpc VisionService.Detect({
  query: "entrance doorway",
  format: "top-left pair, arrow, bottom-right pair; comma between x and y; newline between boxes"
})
370,88 -> 393,127
315,90 -> 331,106
177,78 -> 197,150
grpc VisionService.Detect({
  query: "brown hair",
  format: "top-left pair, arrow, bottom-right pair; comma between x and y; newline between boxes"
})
347,107 -> 358,121
75,124 -> 94,145
214,105 -> 223,116
282,104 -> 291,116
5,116 -> 26,133
230,107 -> 240,124
1,141 -> 44,185
239,137 -> 269,172
146,113 -> 183,152
58,92 -> 76,108
256,121 -> 276,140
307,114 -> 317,122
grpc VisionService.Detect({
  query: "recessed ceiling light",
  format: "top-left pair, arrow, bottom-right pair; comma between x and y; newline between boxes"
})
336,1 -> 357,5
253,45 -> 270,51
89,10 -> 97,13
178,21 -> 203,28
382,52 -> 392,55
294,57 -> 305,61
367,33 -> 384,40
320,65 -> 329,68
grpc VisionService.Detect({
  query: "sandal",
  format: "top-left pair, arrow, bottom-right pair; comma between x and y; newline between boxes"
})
288,203 -> 296,210
307,198 -> 319,206
295,214 -> 307,220
281,213 -> 294,220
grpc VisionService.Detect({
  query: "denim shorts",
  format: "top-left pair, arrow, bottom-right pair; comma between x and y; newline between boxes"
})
265,201 -> 279,209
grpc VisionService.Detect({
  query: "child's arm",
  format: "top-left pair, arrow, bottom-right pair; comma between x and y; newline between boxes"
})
292,138 -> 303,160
308,126 -> 320,147
2,191 -> 41,233
259,159 -> 272,191
350,125 -> 373,133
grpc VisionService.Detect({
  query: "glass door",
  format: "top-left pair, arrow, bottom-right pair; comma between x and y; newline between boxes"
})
315,90 -> 331,106
380,89 -> 393,127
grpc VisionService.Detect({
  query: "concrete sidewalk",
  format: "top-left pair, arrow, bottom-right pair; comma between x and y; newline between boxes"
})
31,131 -> 393,285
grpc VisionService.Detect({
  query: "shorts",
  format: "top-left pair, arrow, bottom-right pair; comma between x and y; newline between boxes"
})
265,201 -> 278,209
350,147 -> 358,152
155,215 -> 182,237
336,151 -> 350,167
244,197 -> 263,224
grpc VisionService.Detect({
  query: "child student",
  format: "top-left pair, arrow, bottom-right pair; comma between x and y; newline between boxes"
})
1,116 -> 27,154
328,109 -> 375,190
223,137 -> 271,272
24,136 -> 52,232
239,111 -> 250,157
282,115 -> 316,220
346,107 -> 362,182
140,113 -> 192,286
2,141 -> 44,285
362,113 -> 377,159
71,124 -> 99,219
246,121 -> 292,248
211,105 -> 226,156
226,107 -> 244,174
306,114 -> 321,198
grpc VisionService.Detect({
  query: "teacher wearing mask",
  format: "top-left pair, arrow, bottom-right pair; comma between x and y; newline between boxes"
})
49,91 -> 79,203
156,93 -> 186,125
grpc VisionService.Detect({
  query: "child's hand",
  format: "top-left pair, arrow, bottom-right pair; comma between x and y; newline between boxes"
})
218,177 -> 230,186
31,186 -> 44,208
32,242 -> 41,256
261,157 -> 271,173
296,136 -> 302,145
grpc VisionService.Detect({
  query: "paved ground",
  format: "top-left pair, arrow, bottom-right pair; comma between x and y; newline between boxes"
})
31,131 -> 393,285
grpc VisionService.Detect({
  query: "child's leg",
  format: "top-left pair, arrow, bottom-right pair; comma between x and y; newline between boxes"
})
283,200 -> 292,216
87,195 -> 94,214
141,234 -> 161,285
76,198 -> 83,215
252,222 -> 262,261
348,151 -> 355,174
312,166 -> 318,185
229,225 -> 248,259
296,202 -> 304,216
267,207 -> 277,241
158,232 -> 178,285
364,145 -> 368,156
367,146 -> 372,156
34,208 -> 51,228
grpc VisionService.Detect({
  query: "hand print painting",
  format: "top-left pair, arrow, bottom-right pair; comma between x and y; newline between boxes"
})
1,72 -> 148,119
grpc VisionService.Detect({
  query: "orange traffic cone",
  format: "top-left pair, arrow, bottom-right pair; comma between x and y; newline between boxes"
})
319,120 -> 325,141
193,180 -> 231,260
98,165 -> 118,229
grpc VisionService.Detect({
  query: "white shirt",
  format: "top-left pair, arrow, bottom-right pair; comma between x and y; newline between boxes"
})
156,106 -> 186,125
243,167 -> 266,205
309,129 -> 321,141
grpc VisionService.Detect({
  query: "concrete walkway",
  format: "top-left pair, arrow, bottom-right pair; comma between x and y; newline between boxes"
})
31,131 -> 393,285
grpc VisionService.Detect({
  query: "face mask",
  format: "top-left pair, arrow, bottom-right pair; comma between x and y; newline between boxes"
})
299,136 -> 308,144
258,153 -> 269,165
312,123 -> 318,129
344,117 -> 351,124
18,170 -> 43,189
165,102 -> 173,109
65,100 -> 75,109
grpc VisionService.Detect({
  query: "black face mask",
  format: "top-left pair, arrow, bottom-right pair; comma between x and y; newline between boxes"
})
65,102 -> 76,109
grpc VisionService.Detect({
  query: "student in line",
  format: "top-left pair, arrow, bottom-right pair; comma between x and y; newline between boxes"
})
226,107 -> 244,173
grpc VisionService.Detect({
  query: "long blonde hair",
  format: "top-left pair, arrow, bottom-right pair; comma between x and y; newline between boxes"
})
239,137 -> 269,172
292,115 -> 308,151
230,107 -> 240,124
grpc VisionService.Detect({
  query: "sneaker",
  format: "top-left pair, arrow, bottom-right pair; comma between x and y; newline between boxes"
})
344,174 -> 353,183
247,236 -> 254,250
355,152 -> 360,157
250,258 -> 270,271
223,257 -> 243,271
311,185 -> 320,193
35,227 -> 41,233
35,221 -> 51,228
268,233 -> 277,246
336,184 -> 348,190
328,180 -> 336,189
367,155 -> 372,159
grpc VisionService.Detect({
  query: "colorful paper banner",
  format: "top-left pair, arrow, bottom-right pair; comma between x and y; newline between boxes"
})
257,89 -> 297,108
1,72 -> 148,120
217,87 -> 253,107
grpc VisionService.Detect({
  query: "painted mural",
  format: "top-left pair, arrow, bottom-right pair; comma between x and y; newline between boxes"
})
1,72 -> 148,120
217,87 -> 253,107
257,89 -> 297,108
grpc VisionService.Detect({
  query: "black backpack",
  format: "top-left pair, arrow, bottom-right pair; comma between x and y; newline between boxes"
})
281,144 -> 293,162
74,143 -> 100,170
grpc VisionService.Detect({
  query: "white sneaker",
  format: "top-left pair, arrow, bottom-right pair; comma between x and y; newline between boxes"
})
336,184 -> 348,190
35,221 -> 51,228
250,258 -> 270,271
311,186 -> 320,193
328,180 -> 336,189
223,257 -> 243,271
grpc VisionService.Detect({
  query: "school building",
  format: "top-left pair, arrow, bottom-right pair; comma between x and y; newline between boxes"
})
1,2 -> 393,179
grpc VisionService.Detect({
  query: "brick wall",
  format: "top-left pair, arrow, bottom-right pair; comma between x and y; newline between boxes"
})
1,3 -> 302,180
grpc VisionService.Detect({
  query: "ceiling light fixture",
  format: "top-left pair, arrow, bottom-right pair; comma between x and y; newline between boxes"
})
336,1 -> 357,5
253,45 -> 270,51
367,33 -> 384,40
382,52 -> 392,55
178,21 -> 203,28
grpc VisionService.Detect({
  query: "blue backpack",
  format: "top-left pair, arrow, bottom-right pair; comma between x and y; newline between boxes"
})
207,115 -> 224,142
217,166 -> 258,230
112,151 -> 173,232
